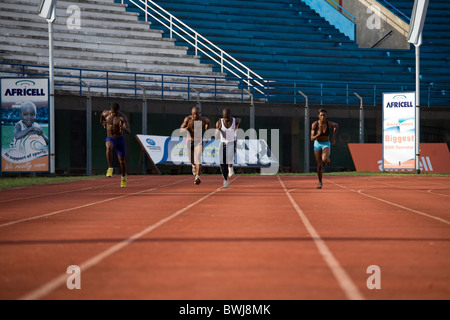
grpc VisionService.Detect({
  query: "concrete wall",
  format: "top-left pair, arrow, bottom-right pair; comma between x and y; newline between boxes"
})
343,0 -> 410,49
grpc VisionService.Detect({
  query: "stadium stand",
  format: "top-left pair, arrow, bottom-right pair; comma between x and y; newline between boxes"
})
118,0 -> 449,107
0,0 -> 244,101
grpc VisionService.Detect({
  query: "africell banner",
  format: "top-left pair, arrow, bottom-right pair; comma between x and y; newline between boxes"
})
136,134 -> 278,168
349,143 -> 450,173
1,78 -> 50,172
383,92 -> 416,170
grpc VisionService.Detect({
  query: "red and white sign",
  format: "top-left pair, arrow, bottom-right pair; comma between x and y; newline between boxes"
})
349,143 -> 450,173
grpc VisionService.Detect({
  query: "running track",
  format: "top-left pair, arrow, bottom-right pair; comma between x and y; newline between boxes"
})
0,175 -> 449,300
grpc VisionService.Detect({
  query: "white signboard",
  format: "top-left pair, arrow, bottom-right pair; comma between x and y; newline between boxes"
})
136,135 -> 278,168
382,92 -> 416,170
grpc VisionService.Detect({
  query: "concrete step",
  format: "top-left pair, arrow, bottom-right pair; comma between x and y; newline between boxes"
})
1,51 -> 216,74
0,7 -> 151,30
0,56 -> 225,77
0,15 -> 164,39
0,40 -> 197,63
4,0 -> 127,12
0,32 -> 187,55
0,1 -> 141,22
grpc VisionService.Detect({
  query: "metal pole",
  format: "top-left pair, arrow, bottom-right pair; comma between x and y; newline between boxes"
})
244,89 -> 255,133
48,9 -> 56,176
137,85 -> 147,175
81,81 -> 92,176
194,89 -> 201,110
354,92 -> 364,143
415,34 -> 422,174
298,91 -> 310,173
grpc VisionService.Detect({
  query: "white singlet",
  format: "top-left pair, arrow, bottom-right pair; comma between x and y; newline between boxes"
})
220,118 -> 237,143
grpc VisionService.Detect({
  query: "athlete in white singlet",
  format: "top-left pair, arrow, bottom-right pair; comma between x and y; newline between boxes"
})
216,108 -> 241,188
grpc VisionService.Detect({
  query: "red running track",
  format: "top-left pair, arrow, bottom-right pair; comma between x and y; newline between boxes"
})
0,175 -> 449,300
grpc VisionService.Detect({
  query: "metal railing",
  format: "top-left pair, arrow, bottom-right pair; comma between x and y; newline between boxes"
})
2,62 -> 448,107
0,62 -> 252,102
120,0 -> 266,95
379,0 -> 411,22
323,0 -> 356,23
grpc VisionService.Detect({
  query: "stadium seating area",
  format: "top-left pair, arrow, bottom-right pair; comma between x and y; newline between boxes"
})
0,0 -> 242,101
0,0 -> 448,106
119,0 -> 450,106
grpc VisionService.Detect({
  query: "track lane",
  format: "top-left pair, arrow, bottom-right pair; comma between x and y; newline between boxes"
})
282,175 -> 450,299
40,176 -> 348,300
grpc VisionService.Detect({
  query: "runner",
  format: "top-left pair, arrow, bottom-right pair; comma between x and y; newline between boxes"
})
100,103 -> 131,188
311,108 -> 338,189
180,106 -> 210,185
216,108 -> 241,188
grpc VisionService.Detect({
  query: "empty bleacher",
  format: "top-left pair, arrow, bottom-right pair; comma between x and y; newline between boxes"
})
119,0 -> 450,106
0,0 -> 243,101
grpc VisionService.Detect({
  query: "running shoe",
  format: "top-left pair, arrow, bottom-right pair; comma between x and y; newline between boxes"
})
223,180 -> 229,189
228,166 -> 234,178
317,182 -> 323,189
106,168 -> 113,178
121,176 -> 127,188
194,175 -> 201,185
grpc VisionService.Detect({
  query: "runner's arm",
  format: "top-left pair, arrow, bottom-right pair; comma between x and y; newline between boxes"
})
311,122 -> 321,141
330,122 -> 338,145
235,118 -> 242,130
180,116 -> 190,134
100,111 -> 108,129
120,114 -> 131,135
215,120 -> 222,140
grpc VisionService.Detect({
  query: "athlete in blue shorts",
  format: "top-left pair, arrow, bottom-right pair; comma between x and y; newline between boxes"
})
100,103 -> 131,188
311,108 -> 338,189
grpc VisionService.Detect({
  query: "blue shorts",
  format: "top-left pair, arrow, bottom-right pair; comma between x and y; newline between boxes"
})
106,136 -> 126,158
314,140 -> 331,151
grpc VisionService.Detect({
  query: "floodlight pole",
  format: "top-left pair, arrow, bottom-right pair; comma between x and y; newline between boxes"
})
81,81 -> 92,176
47,6 -> 56,176
137,85 -> 148,175
354,92 -> 364,144
244,89 -> 255,133
298,91 -> 310,173
415,35 -> 422,174
194,89 -> 201,110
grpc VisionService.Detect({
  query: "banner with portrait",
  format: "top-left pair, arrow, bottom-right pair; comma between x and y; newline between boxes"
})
1,78 -> 50,173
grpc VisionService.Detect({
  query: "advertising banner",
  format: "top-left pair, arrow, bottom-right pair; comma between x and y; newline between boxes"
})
349,143 -> 450,173
383,92 -> 416,170
136,135 -> 278,168
1,78 -> 50,173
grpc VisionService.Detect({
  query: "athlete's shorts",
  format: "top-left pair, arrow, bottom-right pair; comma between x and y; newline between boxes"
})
187,139 -> 203,151
314,140 -> 331,151
106,136 -> 126,158
220,141 -> 237,165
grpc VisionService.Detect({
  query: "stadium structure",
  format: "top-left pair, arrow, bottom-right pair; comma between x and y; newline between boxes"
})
0,0 -> 448,174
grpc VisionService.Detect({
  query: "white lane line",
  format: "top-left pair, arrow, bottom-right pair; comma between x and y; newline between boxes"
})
0,178 -> 190,229
18,183 -> 226,300
0,176 -> 149,204
427,189 -> 450,198
278,176 -> 365,301
359,177 -> 450,199
0,187 -> 94,204
327,179 -> 450,226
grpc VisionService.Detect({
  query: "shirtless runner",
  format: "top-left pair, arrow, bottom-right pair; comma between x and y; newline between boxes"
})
100,103 -> 131,188
180,106 -> 210,185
